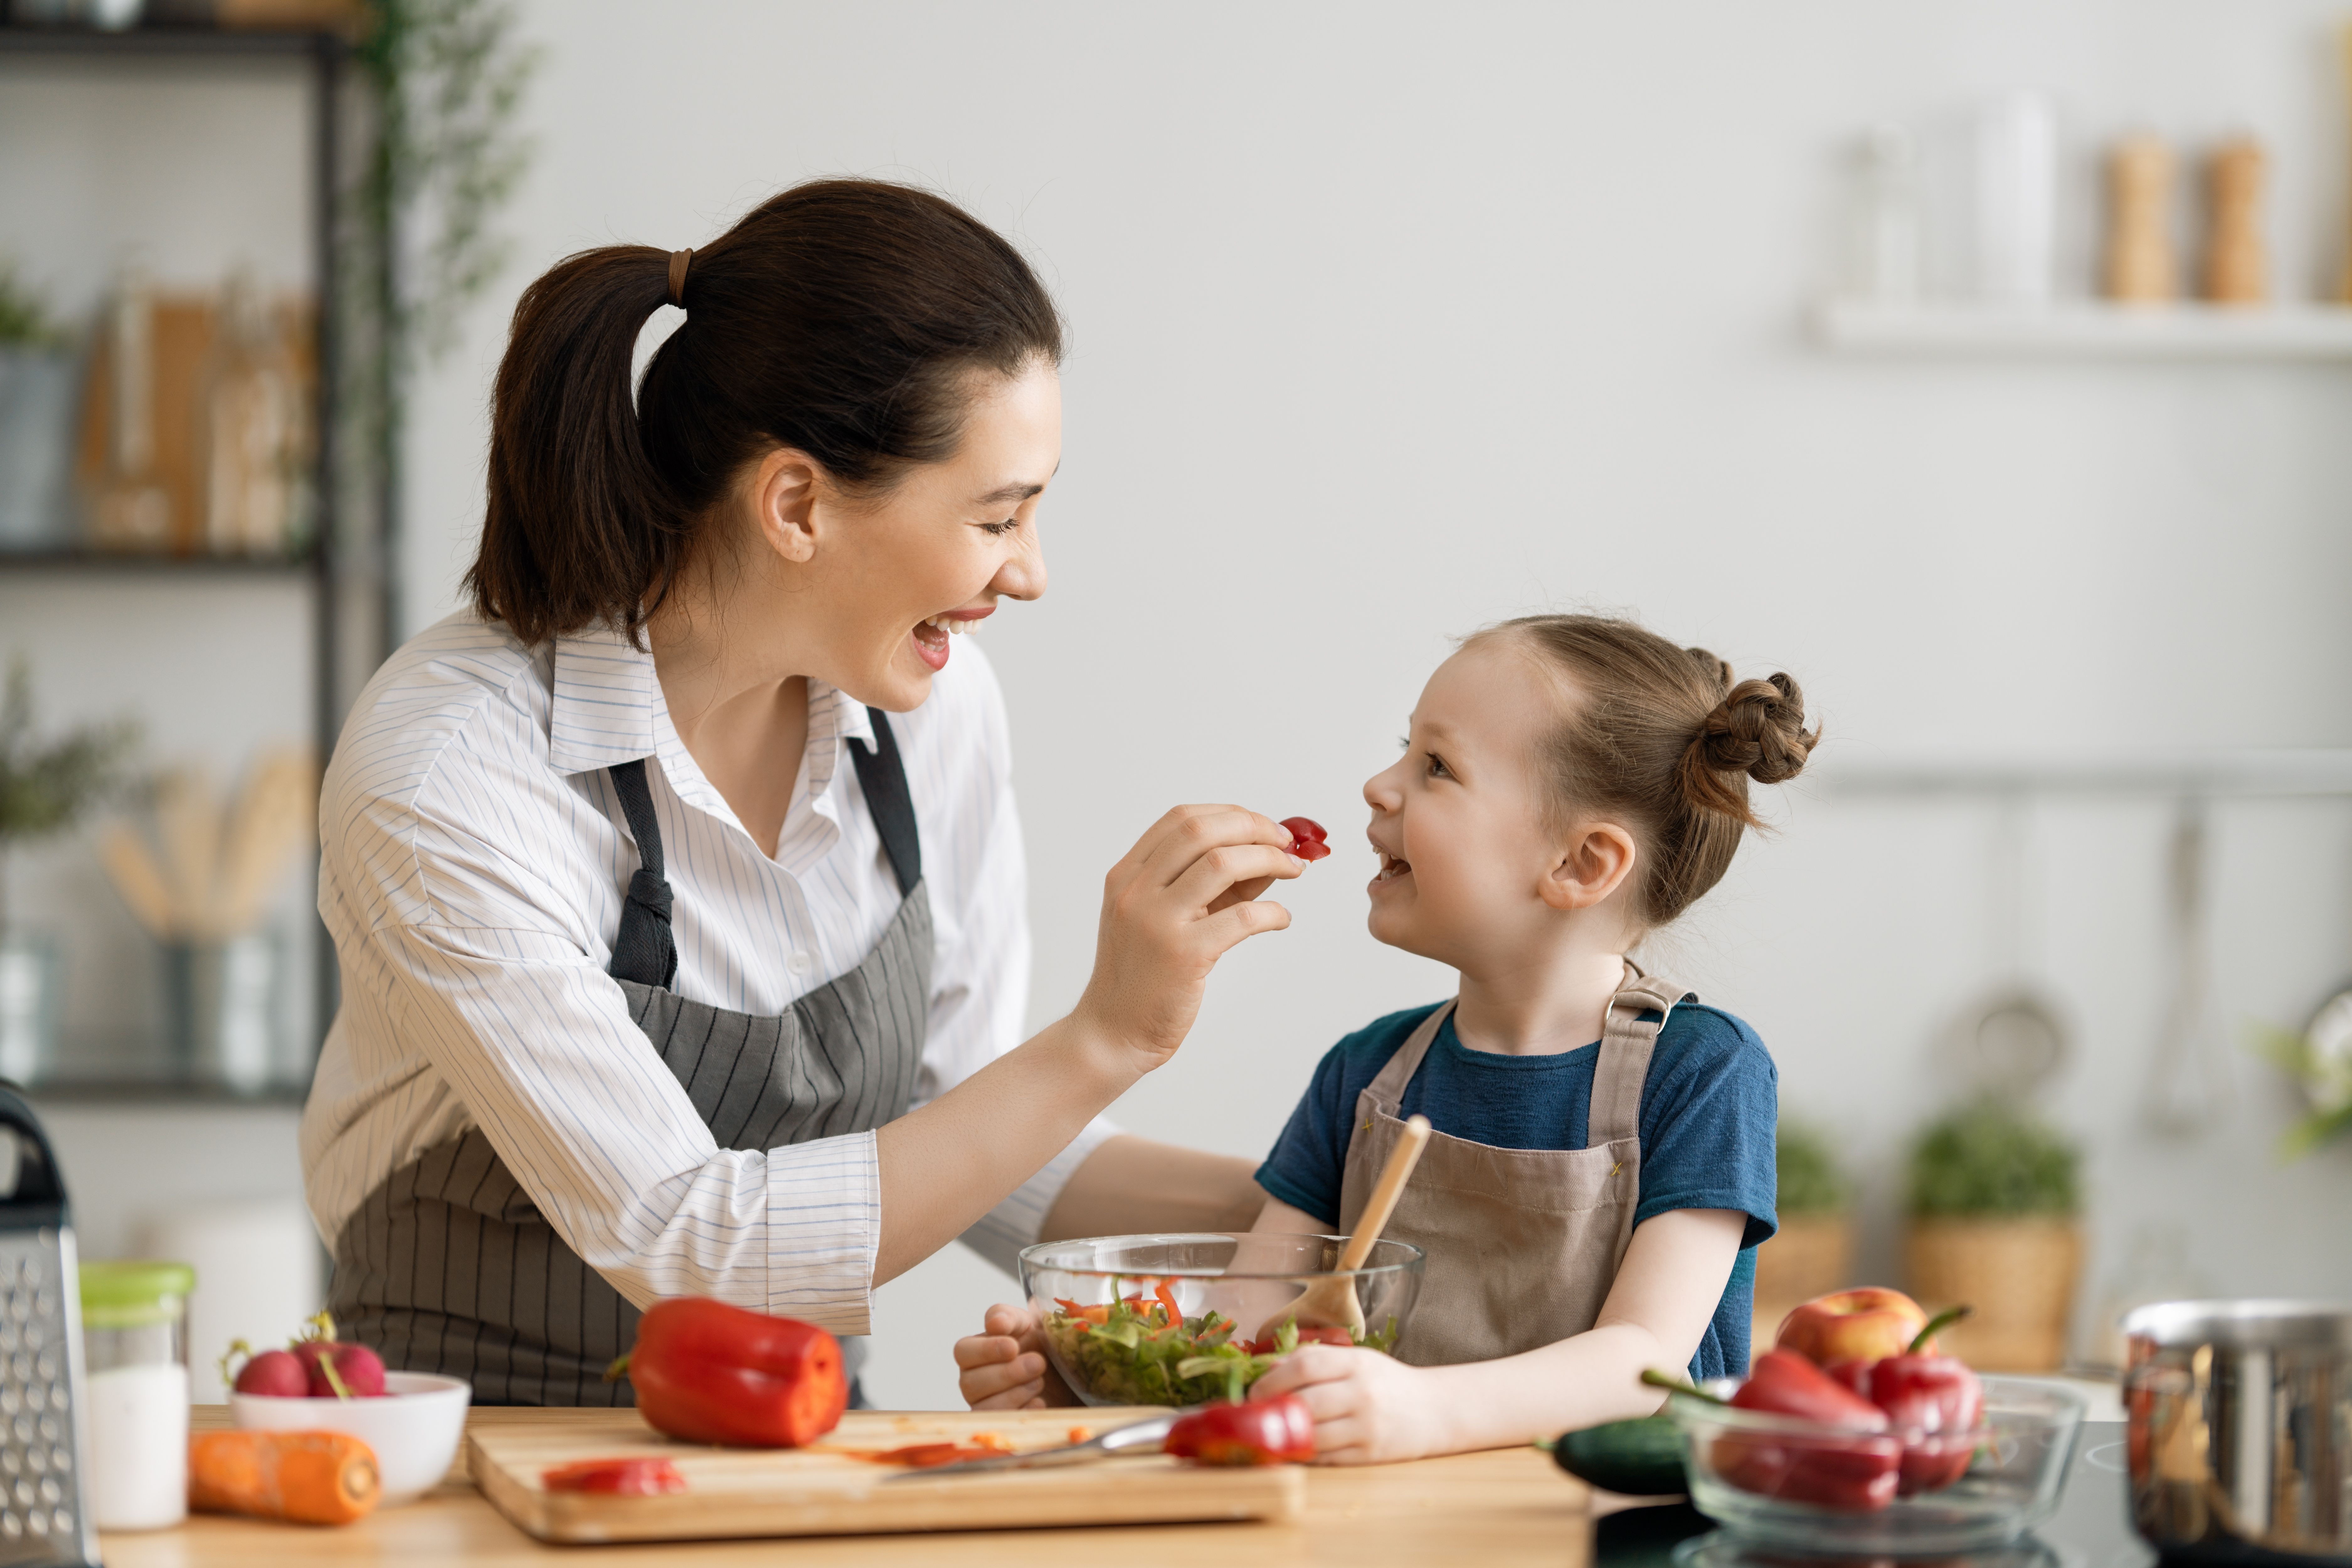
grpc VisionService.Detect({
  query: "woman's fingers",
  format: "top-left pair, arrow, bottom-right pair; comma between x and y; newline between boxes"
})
1197,897 -> 1291,952
1165,841 -> 1300,918
1135,806 -> 1296,890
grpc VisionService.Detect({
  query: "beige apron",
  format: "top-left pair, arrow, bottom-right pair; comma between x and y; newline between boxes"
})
1337,962 -> 1693,1367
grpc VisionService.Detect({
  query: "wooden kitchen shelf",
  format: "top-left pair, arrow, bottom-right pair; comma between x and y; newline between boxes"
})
1814,299 -> 2352,360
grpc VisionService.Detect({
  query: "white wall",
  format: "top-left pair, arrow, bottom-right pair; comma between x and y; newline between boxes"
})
15,2 -> 2347,1413
393,0 -> 2352,1408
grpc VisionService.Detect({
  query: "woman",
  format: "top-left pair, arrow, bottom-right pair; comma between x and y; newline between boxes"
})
300,180 -> 1294,1403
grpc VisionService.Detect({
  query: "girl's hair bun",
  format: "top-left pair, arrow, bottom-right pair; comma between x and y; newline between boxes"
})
1678,660 -> 1819,822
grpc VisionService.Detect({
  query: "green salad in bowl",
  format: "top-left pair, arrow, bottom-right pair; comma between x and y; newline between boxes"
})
1019,1232 -> 1424,1408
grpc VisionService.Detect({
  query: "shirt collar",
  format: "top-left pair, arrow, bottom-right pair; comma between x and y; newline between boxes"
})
547,621 -> 879,871
545,622 -> 876,772
546,621 -> 661,774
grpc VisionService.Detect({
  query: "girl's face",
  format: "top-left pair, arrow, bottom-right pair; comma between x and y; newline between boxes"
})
1361,640 -> 1577,968
780,360 -> 1062,711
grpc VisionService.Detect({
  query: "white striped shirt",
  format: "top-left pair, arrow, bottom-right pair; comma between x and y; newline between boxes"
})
299,612 -> 1113,1336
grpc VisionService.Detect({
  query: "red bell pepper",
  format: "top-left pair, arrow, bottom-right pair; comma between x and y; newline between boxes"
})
1823,1306 -> 1985,1495
1163,1392 -> 1317,1465
606,1297 -> 848,1448
1653,1351 -> 1901,1512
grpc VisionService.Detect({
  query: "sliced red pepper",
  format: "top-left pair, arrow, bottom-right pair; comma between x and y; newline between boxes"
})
542,1458 -> 687,1495
1279,817 -> 1331,862
605,1297 -> 847,1449
1153,1281 -> 1184,1328
1163,1392 -> 1316,1465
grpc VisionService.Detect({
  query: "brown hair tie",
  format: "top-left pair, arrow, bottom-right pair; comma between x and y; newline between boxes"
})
667,247 -> 693,308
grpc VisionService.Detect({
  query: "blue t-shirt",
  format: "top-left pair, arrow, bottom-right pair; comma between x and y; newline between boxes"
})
1255,1000 -> 1779,1379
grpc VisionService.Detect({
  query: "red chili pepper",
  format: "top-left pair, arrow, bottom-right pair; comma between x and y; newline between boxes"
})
542,1458 -> 687,1495
605,1297 -> 847,1449
1163,1393 -> 1317,1465
1279,817 -> 1331,862
1824,1307 -> 1985,1495
1714,1350 -> 1902,1512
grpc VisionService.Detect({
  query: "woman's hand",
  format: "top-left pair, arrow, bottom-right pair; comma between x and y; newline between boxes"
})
1073,805 -> 1302,1068
953,1303 -> 1076,1410
1248,1345 -> 1452,1465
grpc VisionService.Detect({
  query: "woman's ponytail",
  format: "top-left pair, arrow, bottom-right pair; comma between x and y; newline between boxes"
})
470,245 -> 688,648
464,179 -> 1065,649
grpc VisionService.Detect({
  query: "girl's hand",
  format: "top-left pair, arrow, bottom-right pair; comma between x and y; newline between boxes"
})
953,1303 -> 1076,1410
1073,805 -> 1302,1068
1249,1345 -> 1451,1465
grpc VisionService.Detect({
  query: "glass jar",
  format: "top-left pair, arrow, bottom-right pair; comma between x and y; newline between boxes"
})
78,1260 -> 195,1532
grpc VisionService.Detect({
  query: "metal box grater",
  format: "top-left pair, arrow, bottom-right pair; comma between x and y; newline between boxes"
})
0,1088 -> 99,1568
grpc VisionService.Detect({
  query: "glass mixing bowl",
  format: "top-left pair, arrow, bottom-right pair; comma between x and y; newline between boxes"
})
1017,1232 -> 1425,1408
1666,1375 -> 2086,1555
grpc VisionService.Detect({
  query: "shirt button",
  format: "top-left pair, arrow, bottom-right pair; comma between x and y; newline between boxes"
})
787,952 -> 813,978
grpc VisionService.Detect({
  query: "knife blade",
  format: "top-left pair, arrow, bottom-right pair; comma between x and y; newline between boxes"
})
881,1411 -> 1182,1481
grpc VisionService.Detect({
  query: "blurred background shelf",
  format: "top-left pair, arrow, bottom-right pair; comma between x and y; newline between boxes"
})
21,1077 -> 307,1107
0,22 -> 334,57
0,546 -> 315,575
1819,749 -> 2352,799
1814,300 -> 2352,359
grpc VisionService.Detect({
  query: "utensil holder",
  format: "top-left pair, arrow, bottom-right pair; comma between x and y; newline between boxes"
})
161,933 -> 279,1092
0,935 -> 61,1087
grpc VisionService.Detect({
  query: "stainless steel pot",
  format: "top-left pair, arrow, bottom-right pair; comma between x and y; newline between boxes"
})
2123,1300 -> 2352,1565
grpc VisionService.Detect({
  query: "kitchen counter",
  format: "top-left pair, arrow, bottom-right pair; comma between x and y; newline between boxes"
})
101,1406 -> 1592,1565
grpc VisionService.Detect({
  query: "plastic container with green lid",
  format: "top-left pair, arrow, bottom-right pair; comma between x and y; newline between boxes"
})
77,1259 -> 197,1531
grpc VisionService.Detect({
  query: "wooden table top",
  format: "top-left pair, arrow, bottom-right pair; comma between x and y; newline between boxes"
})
101,1405 -> 1592,1566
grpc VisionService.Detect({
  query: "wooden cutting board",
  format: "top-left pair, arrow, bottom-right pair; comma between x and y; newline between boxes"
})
468,1407 -> 1305,1544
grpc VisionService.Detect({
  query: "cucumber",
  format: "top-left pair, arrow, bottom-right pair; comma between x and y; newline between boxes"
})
1550,1415 -> 1687,1496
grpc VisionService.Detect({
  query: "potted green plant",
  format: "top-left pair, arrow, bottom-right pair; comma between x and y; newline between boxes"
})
1903,1101 -> 2083,1371
1752,1119 -> 1857,1347
0,657 -> 136,1082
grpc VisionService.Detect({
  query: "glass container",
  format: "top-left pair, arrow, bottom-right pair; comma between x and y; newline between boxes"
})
78,1260 -> 195,1532
1666,1375 -> 2084,1555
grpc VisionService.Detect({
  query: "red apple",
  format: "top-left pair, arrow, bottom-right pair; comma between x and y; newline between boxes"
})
1774,1288 -> 1934,1365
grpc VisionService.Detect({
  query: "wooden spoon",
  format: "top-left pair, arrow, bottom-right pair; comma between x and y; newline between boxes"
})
1260,1114 -> 1431,1340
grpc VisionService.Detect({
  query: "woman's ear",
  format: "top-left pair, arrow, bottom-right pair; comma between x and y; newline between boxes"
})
1540,820 -> 1638,912
751,447 -> 821,564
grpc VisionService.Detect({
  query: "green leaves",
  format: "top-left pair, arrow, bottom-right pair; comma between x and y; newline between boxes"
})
1907,1102 -> 2080,1218
0,658 -> 136,844
2248,1019 -> 2352,1159
1776,1119 -> 1852,1215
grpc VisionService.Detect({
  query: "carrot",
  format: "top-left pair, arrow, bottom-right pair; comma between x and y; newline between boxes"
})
1154,1281 -> 1183,1327
189,1430 -> 382,1526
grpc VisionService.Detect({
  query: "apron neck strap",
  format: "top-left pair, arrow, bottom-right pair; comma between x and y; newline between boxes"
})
607,757 -> 678,989
848,708 -> 922,897
602,709 -> 924,992
1590,961 -> 1695,1145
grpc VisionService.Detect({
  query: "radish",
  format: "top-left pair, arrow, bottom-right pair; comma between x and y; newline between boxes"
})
229,1346 -> 308,1398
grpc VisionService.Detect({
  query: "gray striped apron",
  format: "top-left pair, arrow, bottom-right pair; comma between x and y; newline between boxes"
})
328,710 -> 931,1406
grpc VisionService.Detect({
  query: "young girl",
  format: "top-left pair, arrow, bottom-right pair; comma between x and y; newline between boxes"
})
955,614 -> 1815,1462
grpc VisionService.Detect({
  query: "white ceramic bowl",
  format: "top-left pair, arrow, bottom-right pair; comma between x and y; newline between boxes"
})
230,1371 -> 472,1504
